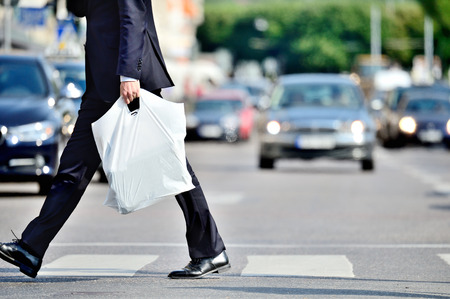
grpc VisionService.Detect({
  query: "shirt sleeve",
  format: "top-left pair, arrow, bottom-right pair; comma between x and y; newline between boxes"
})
120,76 -> 138,82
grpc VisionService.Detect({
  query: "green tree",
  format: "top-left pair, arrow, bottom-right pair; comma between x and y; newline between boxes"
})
416,0 -> 450,72
198,0 -> 435,74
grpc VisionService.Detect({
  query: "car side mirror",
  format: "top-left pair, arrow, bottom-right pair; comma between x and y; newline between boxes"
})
60,83 -> 83,99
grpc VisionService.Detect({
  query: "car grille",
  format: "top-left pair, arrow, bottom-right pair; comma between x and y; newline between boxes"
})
288,120 -> 339,134
293,127 -> 337,133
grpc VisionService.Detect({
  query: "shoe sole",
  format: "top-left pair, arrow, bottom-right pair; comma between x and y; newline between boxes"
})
169,263 -> 231,279
212,263 -> 231,274
0,250 -> 38,278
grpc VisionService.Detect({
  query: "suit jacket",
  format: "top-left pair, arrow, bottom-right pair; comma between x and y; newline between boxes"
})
67,0 -> 174,102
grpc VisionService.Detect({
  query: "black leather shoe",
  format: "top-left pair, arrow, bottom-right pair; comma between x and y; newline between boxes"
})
0,240 -> 42,278
168,251 -> 230,279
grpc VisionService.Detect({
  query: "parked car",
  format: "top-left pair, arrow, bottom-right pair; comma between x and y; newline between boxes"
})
0,54 -> 78,194
186,89 -> 254,142
258,74 -> 376,171
377,84 -> 450,147
384,94 -> 450,148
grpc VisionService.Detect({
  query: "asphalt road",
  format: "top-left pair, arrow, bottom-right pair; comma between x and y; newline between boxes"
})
0,137 -> 449,298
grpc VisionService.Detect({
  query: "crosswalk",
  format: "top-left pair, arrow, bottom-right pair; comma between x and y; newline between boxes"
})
241,255 -> 354,278
40,255 -> 158,277
439,254 -> 450,267
36,253 -> 449,278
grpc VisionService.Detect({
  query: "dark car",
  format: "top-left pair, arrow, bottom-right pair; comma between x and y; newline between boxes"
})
258,74 -> 376,171
377,84 -> 450,147
52,60 -> 85,109
0,54 -> 77,194
186,89 -> 254,142
52,60 -> 111,182
385,94 -> 450,148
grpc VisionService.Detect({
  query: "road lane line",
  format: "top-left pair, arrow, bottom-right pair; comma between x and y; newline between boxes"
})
241,255 -> 354,278
377,148 -> 450,196
39,254 -> 158,277
400,163 -> 450,196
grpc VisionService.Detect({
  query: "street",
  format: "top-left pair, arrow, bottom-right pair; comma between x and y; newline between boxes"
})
0,136 -> 450,298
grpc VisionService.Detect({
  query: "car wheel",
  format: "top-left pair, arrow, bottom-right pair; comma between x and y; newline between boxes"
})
259,156 -> 275,169
38,178 -> 53,195
361,159 -> 374,171
381,137 -> 399,148
381,138 -> 393,148
444,141 -> 450,150
382,138 -> 404,148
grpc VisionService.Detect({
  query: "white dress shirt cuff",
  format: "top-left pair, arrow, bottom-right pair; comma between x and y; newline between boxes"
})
120,76 -> 138,82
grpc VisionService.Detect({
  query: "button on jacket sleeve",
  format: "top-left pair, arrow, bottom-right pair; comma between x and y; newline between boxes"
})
117,0 -> 146,80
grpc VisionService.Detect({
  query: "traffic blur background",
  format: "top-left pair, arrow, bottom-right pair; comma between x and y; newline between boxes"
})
0,0 -> 449,193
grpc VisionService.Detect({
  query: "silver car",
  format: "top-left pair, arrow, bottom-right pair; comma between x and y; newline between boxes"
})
258,74 -> 376,171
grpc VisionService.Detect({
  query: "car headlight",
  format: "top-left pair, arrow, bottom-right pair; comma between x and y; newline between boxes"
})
47,97 -> 56,108
266,120 -> 281,135
6,121 -> 56,145
446,119 -> 450,135
351,120 -> 365,134
399,116 -> 417,134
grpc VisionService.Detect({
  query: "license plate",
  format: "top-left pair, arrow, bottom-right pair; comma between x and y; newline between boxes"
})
418,129 -> 443,143
198,125 -> 223,138
296,135 -> 336,149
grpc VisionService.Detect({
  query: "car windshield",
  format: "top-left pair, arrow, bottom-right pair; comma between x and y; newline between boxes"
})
0,60 -> 47,97
55,64 -> 86,92
405,99 -> 450,114
272,83 -> 362,109
195,100 -> 243,113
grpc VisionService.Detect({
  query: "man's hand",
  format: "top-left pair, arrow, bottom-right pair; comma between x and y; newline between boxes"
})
120,80 -> 140,104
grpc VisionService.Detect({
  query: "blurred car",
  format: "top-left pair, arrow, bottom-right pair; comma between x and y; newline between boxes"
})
51,60 -> 113,182
220,79 -> 272,109
186,89 -> 254,142
383,95 -> 450,148
258,74 -> 376,171
377,84 -> 450,147
52,60 -> 85,110
0,54 -> 78,194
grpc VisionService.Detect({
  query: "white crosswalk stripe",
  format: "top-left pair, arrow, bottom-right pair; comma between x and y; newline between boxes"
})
438,254 -> 450,266
241,255 -> 354,278
39,254 -> 158,277
34,253 -> 450,278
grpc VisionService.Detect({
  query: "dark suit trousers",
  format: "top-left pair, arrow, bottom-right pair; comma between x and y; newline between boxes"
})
20,96 -> 225,259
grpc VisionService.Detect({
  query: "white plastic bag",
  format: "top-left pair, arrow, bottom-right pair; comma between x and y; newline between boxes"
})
91,88 -> 195,214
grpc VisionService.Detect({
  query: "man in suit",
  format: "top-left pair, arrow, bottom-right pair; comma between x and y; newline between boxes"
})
0,0 -> 230,279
